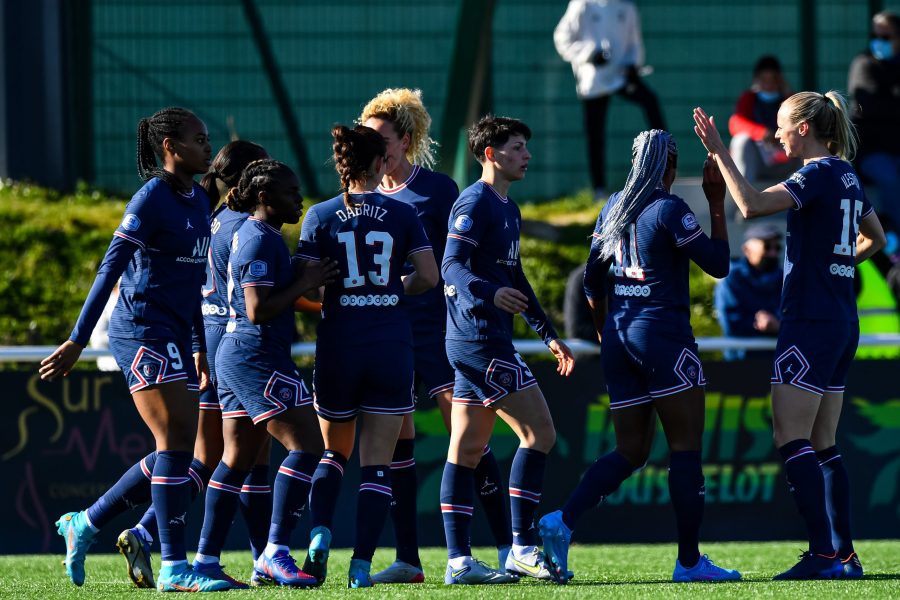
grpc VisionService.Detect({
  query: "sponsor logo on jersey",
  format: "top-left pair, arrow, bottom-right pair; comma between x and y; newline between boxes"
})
176,236 -> 211,263
830,263 -> 855,278
444,284 -> 457,297
201,303 -> 228,316
614,284 -> 651,297
185,218 -> 194,230
454,214 -> 473,232
142,364 -> 157,378
339,294 -> 400,307
682,213 -> 698,230
121,213 -> 141,231
788,172 -> 806,189
249,260 -> 268,277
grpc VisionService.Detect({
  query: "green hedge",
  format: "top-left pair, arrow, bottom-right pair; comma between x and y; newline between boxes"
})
0,182 -> 721,347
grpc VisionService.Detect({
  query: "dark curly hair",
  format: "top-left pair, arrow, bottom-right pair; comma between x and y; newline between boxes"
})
331,124 -> 386,209
136,106 -> 201,194
224,159 -> 295,213
199,141 -> 269,210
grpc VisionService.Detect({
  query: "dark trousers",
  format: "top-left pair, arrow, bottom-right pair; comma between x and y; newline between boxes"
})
583,78 -> 666,190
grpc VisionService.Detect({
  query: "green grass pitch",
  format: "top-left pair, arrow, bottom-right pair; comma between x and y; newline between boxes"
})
1,541 -> 897,598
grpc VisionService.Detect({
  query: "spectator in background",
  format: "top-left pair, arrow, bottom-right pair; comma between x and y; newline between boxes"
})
714,223 -> 783,361
554,0 -> 665,202
848,11 -> 900,226
729,56 -> 800,187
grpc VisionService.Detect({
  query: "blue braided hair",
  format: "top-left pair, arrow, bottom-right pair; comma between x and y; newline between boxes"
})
597,129 -> 677,259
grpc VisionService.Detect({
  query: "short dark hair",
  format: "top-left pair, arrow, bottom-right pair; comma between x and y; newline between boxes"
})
874,11 -> 900,36
753,55 -> 782,77
467,115 -> 532,162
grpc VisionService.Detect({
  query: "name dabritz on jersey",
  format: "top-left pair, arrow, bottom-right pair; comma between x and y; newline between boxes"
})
335,203 -> 388,223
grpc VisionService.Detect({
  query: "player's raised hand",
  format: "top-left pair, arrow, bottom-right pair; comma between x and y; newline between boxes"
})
702,153 -> 726,206
693,107 -> 727,156
494,287 -> 529,314
39,340 -> 83,380
549,338 -> 575,376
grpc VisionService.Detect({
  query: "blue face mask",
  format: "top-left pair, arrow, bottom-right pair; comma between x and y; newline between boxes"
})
757,90 -> 781,103
871,38 -> 895,61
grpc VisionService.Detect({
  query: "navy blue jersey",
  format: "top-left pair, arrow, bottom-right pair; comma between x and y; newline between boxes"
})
443,180 -> 558,344
584,189 -> 729,336
780,157 -> 873,321
224,217 -> 295,352
296,192 -> 432,345
378,165 -> 458,334
202,205 -> 249,326
71,178 -> 211,347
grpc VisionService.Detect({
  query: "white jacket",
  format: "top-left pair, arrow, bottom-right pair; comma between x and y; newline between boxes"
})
554,0 -> 644,99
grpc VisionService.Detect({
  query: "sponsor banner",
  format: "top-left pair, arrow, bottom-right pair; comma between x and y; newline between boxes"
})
2,358 -> 898,554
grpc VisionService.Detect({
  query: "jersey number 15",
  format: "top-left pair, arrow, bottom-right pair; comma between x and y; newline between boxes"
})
834,199 -> 863,257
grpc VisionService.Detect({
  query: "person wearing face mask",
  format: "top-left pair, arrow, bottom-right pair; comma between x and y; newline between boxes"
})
848,11 -> 900,228
714,223 -> 784,361
729,56 -> 800,189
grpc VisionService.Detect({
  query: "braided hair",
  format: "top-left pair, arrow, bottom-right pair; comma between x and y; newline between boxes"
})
199,141 -> 269,210
597,129 -> 677,260
331,124 -> 387,209
359,88 -> 437,168
136,106 -> 200,193
224,159 -> 294,214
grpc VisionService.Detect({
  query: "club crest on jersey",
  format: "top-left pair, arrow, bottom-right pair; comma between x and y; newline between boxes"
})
454,214 -> 473,232
121,213 -> 141,231
682,213 -> 698,231
249,260 -> 268,277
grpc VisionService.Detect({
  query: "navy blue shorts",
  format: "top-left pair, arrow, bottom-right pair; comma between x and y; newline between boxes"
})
199,324 -> 227,411
446,340 -> 538,407
109,336 -> 198,394
601,327 -> 705,409
771,319 -> 859,395
413,335 -> 456,399
215,336 -> 311,424
313,341 -> 415,422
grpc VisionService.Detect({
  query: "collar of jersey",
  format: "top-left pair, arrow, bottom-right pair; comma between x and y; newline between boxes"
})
481,181 -> 508,203
248,216 -> 282,235
378,164 -> 420,194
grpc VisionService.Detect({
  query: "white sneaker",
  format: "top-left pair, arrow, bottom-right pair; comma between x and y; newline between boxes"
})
444,556 -> 519,585
371,560 -> 425,584
504,546 -> 553,580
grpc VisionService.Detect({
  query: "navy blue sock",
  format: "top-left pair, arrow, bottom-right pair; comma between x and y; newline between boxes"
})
668,451 -> 705,568
151,450 -> 193,562
269,451 -> 320,546
817,446 -> 854,556
474,446 -> 511,548
240,465 -> 272,560
779,439 -> 834,556
561,450 -> 633,530
440,462 -> 474,559
388,439 -> 420,567
86,452 -> 156,530
197,462 -> 248,558
307,450 -> 346,531
352,465 -> 393,562
508,448 -> 547,547
140,456 -> 209,543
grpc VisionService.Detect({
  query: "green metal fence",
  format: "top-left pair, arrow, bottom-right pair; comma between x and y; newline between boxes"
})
88,0 -> 893,200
